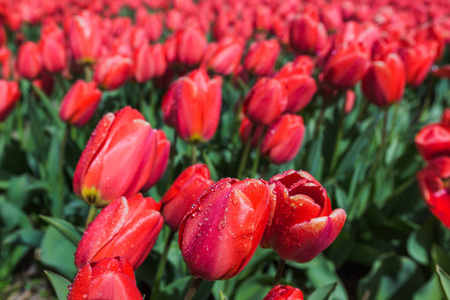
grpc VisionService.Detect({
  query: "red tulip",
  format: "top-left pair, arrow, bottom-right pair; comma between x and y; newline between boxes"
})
94,53 -> 133,90
203,37 -> 245,75
243,77 -> 287,125
275,72 -> 317,113
69,11 -> 103,63
290,7 -> 328,55
75,194 -> 163,269
321,4 -> 343,32
432,65 -> 450,78
260,170 -> 347,263
161,68 -> 222,143
16,42 -> 42,80
323,42 -> 370,90
73,106 -> 157,207
160,164 -> 214,231
165,26 -> 207,67
417,163 -> 450,229
133,43 -> 167,83
400,42 -> 437,87
362,53 -> 405,107
179,178 -> 271,281
40,23 -> 66,73
263,285 -> 304,300
261,114 -> 305,164
68,257 -> 142,300
244,39 -> 280,76
59,80 -> 102,127
0,80 -> 20,122
415,109 -> 450,161
142,129 -> 171,190
136,9 -> 164,42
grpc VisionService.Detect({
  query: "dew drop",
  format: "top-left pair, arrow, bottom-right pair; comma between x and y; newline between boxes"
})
218,220 -> 226,231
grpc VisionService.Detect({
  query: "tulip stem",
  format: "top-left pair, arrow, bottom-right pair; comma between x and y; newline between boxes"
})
251,127 -> 266,178
84,65 -> 93,82
237,134 -> 253,179
167,133 -> 178,188
329,92 -> 346,175
151,230 -> 175,300
191,144 -> 197,165
274,258 -> 286,285
184,277 -> 203,300
85,205 -> 98,229
368,107 -> 389,179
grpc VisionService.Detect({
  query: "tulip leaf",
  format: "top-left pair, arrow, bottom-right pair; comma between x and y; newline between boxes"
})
3,228 -> 43,247
44,270 -> 71,300
436,265 -> 450,298
40,227 -> 77,279
413,274 -> 442,300
234,275 -> 273,300
357,254 -> 424,300
431,244 -> 450,274
39,215 -> 81,246
407,217 -> 435,265
308,282 -> 338,300
159,276 -> 191,299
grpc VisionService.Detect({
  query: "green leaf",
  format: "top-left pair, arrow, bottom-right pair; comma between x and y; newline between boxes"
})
159,276 -> 191,299
413,274 -> 442,300
3,228 -> 43,247
308,282 -> 338,300
358,254 -> 424,300
40,227 -> 77,279
436,265 -> 450,298
234,275 -> 273,300
40,215 -> 81,246
432,244 -> 450,274
407,217 -> 435,265
45,270 -> 71,300
0,198 -> 32,230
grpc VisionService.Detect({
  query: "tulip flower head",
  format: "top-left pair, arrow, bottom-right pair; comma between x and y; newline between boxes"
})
161,164 -> 214,231
263,285 -> 304,300
73,106 -> 157,207
0,80 -> 20,122
179,178 -> 271,281
75,194 -> 163,269
162,68 -> 222,143
415,109 -> 450,161
261,170 -> 347,263
68,257 -> 142,300
59,80 -> 102,127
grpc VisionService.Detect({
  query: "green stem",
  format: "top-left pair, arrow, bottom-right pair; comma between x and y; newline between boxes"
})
191,144 -> 197,165
251,127 -> 266,178
274,259 -> 286,285
313,97 -> 327,138
167,133 -> 178,188
85,205 -> 98,230
237,131 -> 253,179
329,92 -> 346,175
84,64 -> 93,82
184,277 -> 203,300
368,107 -> 389,179
150,230 -> 175,300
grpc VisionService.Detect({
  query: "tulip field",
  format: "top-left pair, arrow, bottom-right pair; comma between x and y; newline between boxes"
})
1,0 -> 450,299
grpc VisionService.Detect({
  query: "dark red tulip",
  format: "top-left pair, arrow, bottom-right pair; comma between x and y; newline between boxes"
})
243,77 -> 287,125
362,53 -> 405,107
75,194 -> 163,269
179,178 -> 271,281
73,106 -> 157,207
239,116 -> 265,149
263,285 -> 304,300
68,257 -> 142,300
261,114 -> 305,165
323,42 -> 370,90
290,6 -> 328,55
59,80 -> 102,127
260,170 -> 347,263
160,164 -> 214,231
